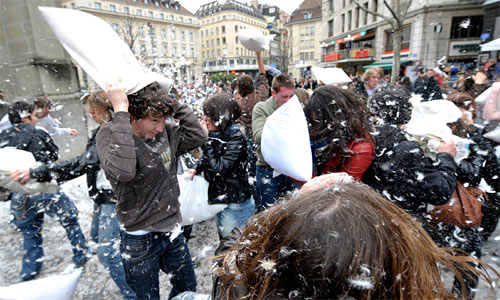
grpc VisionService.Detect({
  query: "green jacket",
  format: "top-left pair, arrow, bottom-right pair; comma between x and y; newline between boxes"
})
252,96 -> 278,167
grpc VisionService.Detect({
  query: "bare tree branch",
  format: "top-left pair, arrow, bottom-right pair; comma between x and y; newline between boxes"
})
402,0 -> 412,16
383,0 -> 402,28
352,0 -> 395,29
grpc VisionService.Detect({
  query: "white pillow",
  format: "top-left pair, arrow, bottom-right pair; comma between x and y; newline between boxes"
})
0,265 -> 81,300
237,28 -> 275,52
261,96 -> 312,182
38,7 -> 171,94
311,66 -> 352,85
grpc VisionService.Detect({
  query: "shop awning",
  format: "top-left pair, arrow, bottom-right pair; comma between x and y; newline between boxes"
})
363,60 -> 410,70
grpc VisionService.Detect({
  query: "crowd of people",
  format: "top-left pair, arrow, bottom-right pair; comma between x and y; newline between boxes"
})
1,50 -> 500,300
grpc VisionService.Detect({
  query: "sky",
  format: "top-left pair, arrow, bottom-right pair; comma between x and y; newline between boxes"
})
178,0 -> 304,15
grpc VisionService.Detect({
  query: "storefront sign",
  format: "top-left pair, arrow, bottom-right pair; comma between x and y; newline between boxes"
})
324,52 -> 340,62
449,41 -> 481,56
355,50 -> 370,58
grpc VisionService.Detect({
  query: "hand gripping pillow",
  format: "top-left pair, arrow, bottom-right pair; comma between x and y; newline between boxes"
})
261,96 -> 313,182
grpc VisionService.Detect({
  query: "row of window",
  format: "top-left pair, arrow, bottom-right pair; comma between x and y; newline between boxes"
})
201,15 -> 265,28
202,47 -> 258,58
299,51 -> 315,61
139,44 -> 196,58
111,23 -> 195,43
326,0 -> 378,36
92,2 -> 194,24
201,37 -> 228,48
200,25 -> 226,38
202,58 -> 263,68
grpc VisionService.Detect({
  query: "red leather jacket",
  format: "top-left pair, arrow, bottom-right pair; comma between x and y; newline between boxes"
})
320,139 -> 374,181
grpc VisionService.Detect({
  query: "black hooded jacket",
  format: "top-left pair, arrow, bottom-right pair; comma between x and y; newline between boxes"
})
0,123 -> 58,163
30,128 -> 115,205
363,125 -> 457,214
199,123 -> 251,205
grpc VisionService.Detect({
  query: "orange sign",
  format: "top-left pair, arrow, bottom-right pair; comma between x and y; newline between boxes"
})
324,52 -> 340,62
355,50 -> 369,58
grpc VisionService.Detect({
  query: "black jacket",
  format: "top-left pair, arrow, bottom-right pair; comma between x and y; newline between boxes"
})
200,123 -> 251,205
413,76 -> 442,101
30,128 -> 115,205
0,123 -> 58,163
363,125 -> 457,214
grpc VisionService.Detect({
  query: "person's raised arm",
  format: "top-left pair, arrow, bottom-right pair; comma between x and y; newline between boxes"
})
96,84 -> 136,183
256,52 -> 265,75
483,83 -> 500,121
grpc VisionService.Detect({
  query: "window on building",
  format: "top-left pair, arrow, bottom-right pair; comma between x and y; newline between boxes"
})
235,36 -> 238,43
348,10 -> 352,31
212,49 -> 215,56
160,13 -> 164,19
222,37 -> 226,44
181,31 -> 185,41
202,51 -> 205,58
189,32 -> 194,42
139,26 -> 144,37
171,29 -> 176,40
110,4 -> 116,12
149,11 -> 153,18
143,0 -> 149,3
155,1 -> 159,6
236,47 -> 239,55
179,17 -> 184,22
310,51 -> 314,60
216,27 -> 219,35
385,25 -> 412,52
222,26 -> 225,33
182,47 -> 186,55
300,52 -> 305,61
126,25 -> 131,35
341,13 -> 345,33
235,25 -> 238,32
305,52 -> 309,60
328,20 -> 333,37
329,0 -> 334,11
217,49 -> 221,56
173,46 -> 177,56
124,6 -> 129,14
137,9 -> 142,16
363,3 -> 368,24
140,44 -> 146,53
112,23 -> 119,32
191,47 -> 194,57
211,39 -> 214,46
304,12 -> 312,20
94,2 -> 101,9
188,18 -> 192,23
161,29 -> 167,39
211,28 -> 214,36
450,16 -> 483,39
356,7 -> 361,27
170,15 -> 174,21
217,38 -> 220,45
205,29 -> 209,37
163,45 -> 167,54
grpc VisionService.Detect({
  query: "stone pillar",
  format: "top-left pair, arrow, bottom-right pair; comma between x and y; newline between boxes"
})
0,0 -> 88,160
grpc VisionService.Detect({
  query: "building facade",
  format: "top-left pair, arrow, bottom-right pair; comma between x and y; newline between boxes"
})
286,0 -> 322,80
321,0 -> 485,76
62,0 -> 201,88
196,0 -> 270,75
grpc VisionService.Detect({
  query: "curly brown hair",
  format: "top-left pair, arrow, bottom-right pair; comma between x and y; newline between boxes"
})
216,183 -> 496,300
305,85 -> 373,168
128,82 -> 175,119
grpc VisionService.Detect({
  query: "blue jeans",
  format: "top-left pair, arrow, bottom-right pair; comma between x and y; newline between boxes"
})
90,203 -> 136,299
120,231 -> 197,300
9,191 -> 89,280
255,166 -> 299,212
216,197 -> 255,238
